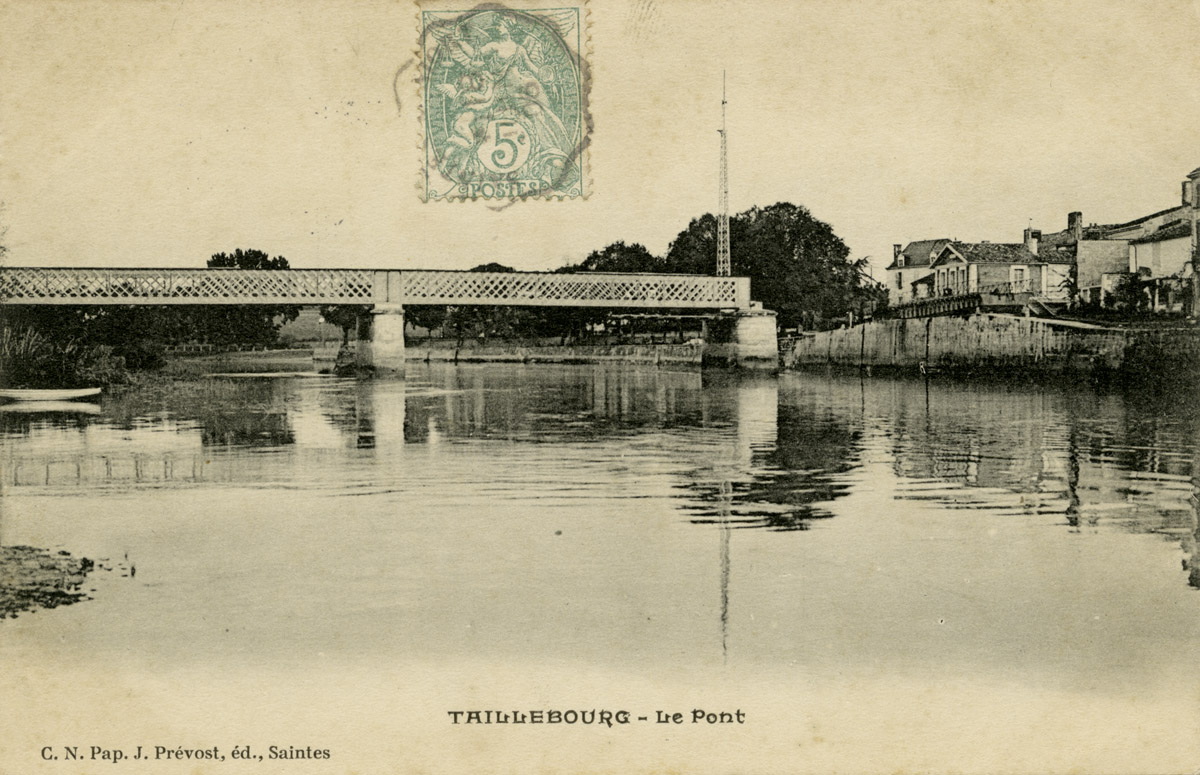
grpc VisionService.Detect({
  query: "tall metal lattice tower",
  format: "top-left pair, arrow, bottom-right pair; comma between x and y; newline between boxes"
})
716,74 -> 731,277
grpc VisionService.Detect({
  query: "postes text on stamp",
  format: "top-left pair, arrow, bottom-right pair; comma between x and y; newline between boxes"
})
420,4 -> 588,202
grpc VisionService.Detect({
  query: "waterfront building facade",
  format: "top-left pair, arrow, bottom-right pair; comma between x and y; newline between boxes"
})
1123,168 -> 1200,311
927,241 -> 1072,300
884,239 -> 950,304
1026,212 -> 1130,305
890,166 -> 1199,314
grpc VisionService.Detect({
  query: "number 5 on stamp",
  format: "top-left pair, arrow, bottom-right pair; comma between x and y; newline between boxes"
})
479,120 -> 531,173
418,1 -> 591,201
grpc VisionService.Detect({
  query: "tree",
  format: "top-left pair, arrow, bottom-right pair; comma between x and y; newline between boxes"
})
1112,273 -> 1148,313
662,214 -> 721,275
665,202 -> 859,330
577,241 -> 660,273
208,248 -> 291,271
442,263 -> 533,344
319,305 -> 363,346
848,258 -> 888,321
0,302 -> 186,370
198,249 -> 301,346
405,305 -> 448,339
1193,232 -> 1200,316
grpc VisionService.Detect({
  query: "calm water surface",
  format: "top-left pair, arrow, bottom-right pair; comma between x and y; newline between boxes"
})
2,363 -> 1198,771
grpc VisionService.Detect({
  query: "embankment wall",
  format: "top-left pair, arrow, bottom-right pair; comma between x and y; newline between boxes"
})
783,314 -> 1200,377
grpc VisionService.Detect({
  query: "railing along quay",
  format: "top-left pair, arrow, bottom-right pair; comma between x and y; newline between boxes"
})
888,280 -> 1035,319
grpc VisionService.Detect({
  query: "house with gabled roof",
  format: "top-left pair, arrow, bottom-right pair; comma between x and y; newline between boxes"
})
927,241 -> 1072,301
1117,167 -> 1199,311
884,239 -> 950,304
890,166 -> 1199,315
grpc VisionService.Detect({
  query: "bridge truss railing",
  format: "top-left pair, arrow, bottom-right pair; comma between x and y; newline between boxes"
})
0,268 -> 375,305
400,270 -> 747,309
0,267 -> 750,310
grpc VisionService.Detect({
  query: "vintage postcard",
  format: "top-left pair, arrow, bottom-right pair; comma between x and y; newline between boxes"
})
1,1 -> 1199,774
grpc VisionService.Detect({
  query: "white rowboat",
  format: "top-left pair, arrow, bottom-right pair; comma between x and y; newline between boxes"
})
0,387 -> 102,402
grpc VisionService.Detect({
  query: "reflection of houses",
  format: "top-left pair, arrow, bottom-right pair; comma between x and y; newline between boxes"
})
926,241 -> 1071,300
885,239 -> 950,305
884,378 -> 1198,553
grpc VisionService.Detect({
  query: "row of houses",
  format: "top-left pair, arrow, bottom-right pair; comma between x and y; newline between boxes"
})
887,167 -> 1200,312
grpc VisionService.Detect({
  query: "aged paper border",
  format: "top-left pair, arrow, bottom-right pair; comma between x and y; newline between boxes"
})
0,1 -> 1197,774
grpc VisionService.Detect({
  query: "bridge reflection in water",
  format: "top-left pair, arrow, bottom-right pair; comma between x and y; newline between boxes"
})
4,362 -> 1200,775
2,369 -> 1198,626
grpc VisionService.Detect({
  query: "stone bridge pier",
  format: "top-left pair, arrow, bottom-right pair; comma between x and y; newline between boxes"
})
356,304 -> 406,376
703,306 -> 779,370
352,271 -> 407,376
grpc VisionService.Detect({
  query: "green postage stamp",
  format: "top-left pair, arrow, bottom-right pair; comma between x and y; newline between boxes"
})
419,2 -> 590,202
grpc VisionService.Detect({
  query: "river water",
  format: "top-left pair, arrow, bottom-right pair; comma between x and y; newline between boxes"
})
2,363 -> 1198,773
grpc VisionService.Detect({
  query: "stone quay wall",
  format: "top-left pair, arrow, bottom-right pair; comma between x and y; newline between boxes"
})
782,314 -> 1200,378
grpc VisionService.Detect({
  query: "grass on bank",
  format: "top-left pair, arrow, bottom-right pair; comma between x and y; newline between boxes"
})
0,327 -> 129,389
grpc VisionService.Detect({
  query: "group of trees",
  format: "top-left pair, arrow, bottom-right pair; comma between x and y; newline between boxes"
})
323,262 -> 603,346
357,202 -> 883,343
1,249 -> 298,370
650,202 -> 881,329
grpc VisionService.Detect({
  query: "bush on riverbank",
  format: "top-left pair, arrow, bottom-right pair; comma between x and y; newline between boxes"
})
0,327 -> 129,388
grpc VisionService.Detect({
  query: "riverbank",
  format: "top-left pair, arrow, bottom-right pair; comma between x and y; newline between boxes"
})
405,342 -> 703,367
158,316 -> 1200,382
164,348 -> 318,375
162,343 -> 705,375
782,313 -> 1200,379
0,327 -> 129,389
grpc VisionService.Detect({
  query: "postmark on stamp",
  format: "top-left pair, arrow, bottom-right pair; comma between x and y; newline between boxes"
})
418,2 -> 590,202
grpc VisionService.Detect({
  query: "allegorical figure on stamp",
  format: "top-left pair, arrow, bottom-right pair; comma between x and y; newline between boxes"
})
423,7 -> 585,200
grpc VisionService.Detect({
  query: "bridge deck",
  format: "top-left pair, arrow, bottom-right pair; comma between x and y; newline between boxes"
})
0,268 -> 750,310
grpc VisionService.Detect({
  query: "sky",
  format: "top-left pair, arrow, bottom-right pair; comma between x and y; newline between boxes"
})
1,0 -> 1198,281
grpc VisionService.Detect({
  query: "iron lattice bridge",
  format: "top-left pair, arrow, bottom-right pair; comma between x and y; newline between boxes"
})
0,268 -> 750,310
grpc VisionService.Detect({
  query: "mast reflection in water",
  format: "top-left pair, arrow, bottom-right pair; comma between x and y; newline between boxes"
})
1,362 -> 1198,679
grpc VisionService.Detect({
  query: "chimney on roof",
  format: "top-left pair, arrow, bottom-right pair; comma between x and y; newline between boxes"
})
1024,227 -> 1040,256
1186,174 -> 1200,210
1068,211 -> 1083,241
893,244 -> 902,260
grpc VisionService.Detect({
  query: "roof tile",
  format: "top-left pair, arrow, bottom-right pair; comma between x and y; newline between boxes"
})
938,241 -> 1056,265
1130,220 -> 1193,244
886,238 -> 952,270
